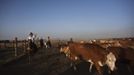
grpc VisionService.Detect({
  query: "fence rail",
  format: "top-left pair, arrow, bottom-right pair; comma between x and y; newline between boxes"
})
0,38 -> 29,65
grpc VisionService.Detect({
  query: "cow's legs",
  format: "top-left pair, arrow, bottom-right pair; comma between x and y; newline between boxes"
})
73,56 -> 79,70
70,61 -> 77,71
88,59 -> 94,72
94,63 -> 103,75
73,64 -> 77,71
69,54 -> 78,71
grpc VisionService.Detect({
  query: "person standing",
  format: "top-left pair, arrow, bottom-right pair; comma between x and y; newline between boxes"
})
39,38 -> 44,48
46,36 -> 52,48
68,38 -> 73,44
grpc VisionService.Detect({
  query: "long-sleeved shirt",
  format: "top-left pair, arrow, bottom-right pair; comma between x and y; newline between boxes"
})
28,35 -> 35,42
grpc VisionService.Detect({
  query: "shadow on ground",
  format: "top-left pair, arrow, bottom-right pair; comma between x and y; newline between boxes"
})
60,61 -> 134,75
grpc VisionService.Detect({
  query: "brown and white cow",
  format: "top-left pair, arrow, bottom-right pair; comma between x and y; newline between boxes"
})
60,42 -> 116,75
107,47 -> 134,65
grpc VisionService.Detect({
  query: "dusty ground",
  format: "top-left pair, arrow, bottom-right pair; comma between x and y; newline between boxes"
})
0,47 -> 71,75
0,47 -> 134,75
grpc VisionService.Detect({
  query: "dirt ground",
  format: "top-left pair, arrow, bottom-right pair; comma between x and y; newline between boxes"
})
0,47 -> 71,75
0,47 -> 134,75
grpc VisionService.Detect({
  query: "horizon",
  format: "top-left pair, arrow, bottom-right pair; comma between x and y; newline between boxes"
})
0,0 -> 134,40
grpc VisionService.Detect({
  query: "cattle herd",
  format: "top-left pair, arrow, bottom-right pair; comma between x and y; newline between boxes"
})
0,38 -> 134,75
59,39 -> 134,75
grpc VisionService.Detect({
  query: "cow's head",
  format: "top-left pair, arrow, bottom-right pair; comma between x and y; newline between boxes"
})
60,45 -> 69,52
106,52 -> 116,71
60,45 -> 71,57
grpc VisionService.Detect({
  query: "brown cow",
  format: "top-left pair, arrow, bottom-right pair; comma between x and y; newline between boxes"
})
107,47 -> 134,65
106,47 -> 134,75
60,42 -> 116,75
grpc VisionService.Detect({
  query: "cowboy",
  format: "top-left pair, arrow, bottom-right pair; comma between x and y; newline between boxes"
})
28,32 -> 35,42
39,38 -> 44,48
27,32 -> 36,51
46,36 -> 52,48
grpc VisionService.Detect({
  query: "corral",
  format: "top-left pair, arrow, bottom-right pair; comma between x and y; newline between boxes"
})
0,38 -> 134,75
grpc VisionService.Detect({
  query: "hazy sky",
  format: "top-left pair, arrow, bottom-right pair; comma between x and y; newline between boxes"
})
0,0 -> 134,40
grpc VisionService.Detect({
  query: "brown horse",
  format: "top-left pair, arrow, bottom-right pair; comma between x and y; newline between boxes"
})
60,42 -> 116,75
27,40 -> 38,54
26,39 -> 38,64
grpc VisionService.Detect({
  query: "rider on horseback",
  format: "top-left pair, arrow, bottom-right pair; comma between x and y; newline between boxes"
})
27,32 -> 37,53
28,32 -> 35,42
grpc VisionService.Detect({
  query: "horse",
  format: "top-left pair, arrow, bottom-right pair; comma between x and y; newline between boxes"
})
39,38 -> 44,48
44,40 -> 52,48
27,39 -> 37,54
60,42 -> 116,75
26,39 -> 38,64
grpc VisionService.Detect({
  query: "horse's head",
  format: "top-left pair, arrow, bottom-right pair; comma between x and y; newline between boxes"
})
106,52 -> 117,71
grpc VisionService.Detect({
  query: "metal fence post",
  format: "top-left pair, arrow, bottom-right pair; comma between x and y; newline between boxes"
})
14,37 -> 18,57
4,41 -> 7,48
23,40 -> 26,53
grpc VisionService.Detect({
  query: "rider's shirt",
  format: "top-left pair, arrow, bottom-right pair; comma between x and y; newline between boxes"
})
28,35 -> 35,42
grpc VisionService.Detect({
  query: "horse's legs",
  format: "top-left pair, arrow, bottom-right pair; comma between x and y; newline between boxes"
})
28,50 -> 31,64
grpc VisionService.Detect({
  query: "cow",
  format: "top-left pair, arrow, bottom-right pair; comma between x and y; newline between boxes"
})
106,46 -> 134,75
60,42 -> 116,75
106,46 -> 134,65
